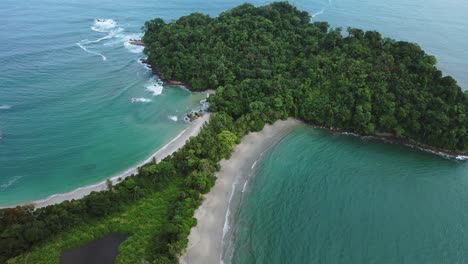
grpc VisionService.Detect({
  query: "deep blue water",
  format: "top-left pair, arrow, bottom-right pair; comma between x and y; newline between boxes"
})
0,0 -> 466,205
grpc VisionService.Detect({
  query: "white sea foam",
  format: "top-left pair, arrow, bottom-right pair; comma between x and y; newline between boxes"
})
312,9 -> 325,17
0,105 -> 11,110
91,19 -> 117,32
124,42 -> 144,53
123,33 -> 144,53
80,34 -> 114,45
138,58 -> 151,71
241,179 -> 249,193
251,160 -> 257,169
200,99 -> 210,111
133,97 -> 152,103
146,77 -> 164,96
76,42 -> 107,61
103,33 -> 144,53
456,155 -> 468,161
79,18 -> 143,60
1,176 -> 22,191
222,182 -> 236,240
168,115 -> 178,122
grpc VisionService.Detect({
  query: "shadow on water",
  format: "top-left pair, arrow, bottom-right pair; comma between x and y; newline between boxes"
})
60,233 -> 129,264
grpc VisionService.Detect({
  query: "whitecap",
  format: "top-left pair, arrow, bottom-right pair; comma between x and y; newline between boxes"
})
168,115 -> 178,122
132,97 -> 152,103
76,42 -> 107,61
102,32 -> 144,54
200,99 -> 210,111
0,105 -> 11,110
251,160 -> 257,169
137,58 -> 151,71
312,9 -> 325,17
91,19 -> 117,33
124,42 -> 144,53
123,33 -> 144,53
241,179 -> 249,193
85,19 -> 145,57
222,183 -> 236,239
80,34 -> 113,45
456,155 -> 468,161
146,77 -> 164,96
0,176 -> 22,191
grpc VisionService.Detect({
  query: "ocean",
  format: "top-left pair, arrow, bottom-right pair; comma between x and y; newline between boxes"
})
0,0 -> 466,237
226,127 -> 468,263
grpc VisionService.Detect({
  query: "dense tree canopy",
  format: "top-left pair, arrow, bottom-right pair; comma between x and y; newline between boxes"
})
143,1 -> 468,151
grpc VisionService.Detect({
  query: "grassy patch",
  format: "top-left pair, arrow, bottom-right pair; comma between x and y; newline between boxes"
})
9,177 -> 183,264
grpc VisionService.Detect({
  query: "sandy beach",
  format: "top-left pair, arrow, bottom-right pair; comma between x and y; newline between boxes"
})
180,118 -> 302,264
14,113 -> 211,209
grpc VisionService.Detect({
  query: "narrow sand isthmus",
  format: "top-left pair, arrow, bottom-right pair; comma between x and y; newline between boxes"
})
180,118 -> 302,264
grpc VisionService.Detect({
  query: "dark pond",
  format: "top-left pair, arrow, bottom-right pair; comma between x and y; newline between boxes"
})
60,233 -> 129,264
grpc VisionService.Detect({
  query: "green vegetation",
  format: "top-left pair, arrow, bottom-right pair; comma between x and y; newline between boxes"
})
143,2 -> 467,151
2,113 -> 242,263
2,2 -> 467,263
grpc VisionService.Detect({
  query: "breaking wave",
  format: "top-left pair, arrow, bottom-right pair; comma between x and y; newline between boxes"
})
91,19 -> 117,32
146,77 -> 164,96
0,105 -> 11,110
312,9 -> 325,17
200,99 -> 209,111
168,115 -> 178,122
76,42 -> 107,61
0,176 -> 22,191
123,34 -> 144,53
132,97 -> 152,103
78,18 -> 143,60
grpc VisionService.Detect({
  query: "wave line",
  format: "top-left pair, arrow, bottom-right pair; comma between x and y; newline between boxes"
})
76,42 -> 106,61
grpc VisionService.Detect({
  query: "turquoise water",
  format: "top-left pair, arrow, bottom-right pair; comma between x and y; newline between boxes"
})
228,127 -> 468,263
0,0 -> 467,205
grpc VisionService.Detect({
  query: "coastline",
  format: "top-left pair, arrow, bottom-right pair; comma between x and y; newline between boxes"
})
3,113 -> 211,209
140,59 -> 466,159
321,126 -> 468,160
180,117 -> 466,264
180,118 -> 303,264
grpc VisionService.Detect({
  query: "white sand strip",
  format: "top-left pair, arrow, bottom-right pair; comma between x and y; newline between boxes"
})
4,114 -> 211,209
180,118 -> 302,264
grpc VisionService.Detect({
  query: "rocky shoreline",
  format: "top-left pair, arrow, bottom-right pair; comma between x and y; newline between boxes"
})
139,58 -> 216,122
140,58 -> 192,88
137,59 -> 467,160
322,125 -> 468,160
129,39 -> 145,46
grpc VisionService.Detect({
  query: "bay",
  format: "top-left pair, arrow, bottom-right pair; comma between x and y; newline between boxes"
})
229,127 -> 468,264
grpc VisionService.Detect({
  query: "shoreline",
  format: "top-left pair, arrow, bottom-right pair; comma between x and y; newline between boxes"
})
2,113 -> 211,209
180,118 -> 466,264
319,126 -> 468,160
140,59 -> 187,87
180,118 -> 303,264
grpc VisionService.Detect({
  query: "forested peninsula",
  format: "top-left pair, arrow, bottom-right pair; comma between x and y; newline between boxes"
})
143,2 -> 467,153
1,2 -> 467,263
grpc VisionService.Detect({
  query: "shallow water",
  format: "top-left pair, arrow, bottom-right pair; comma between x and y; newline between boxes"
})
227,127 -> 468,264
1,0 -> 466,205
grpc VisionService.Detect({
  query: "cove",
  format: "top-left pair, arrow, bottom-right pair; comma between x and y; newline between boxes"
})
227,126 -> 468,264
